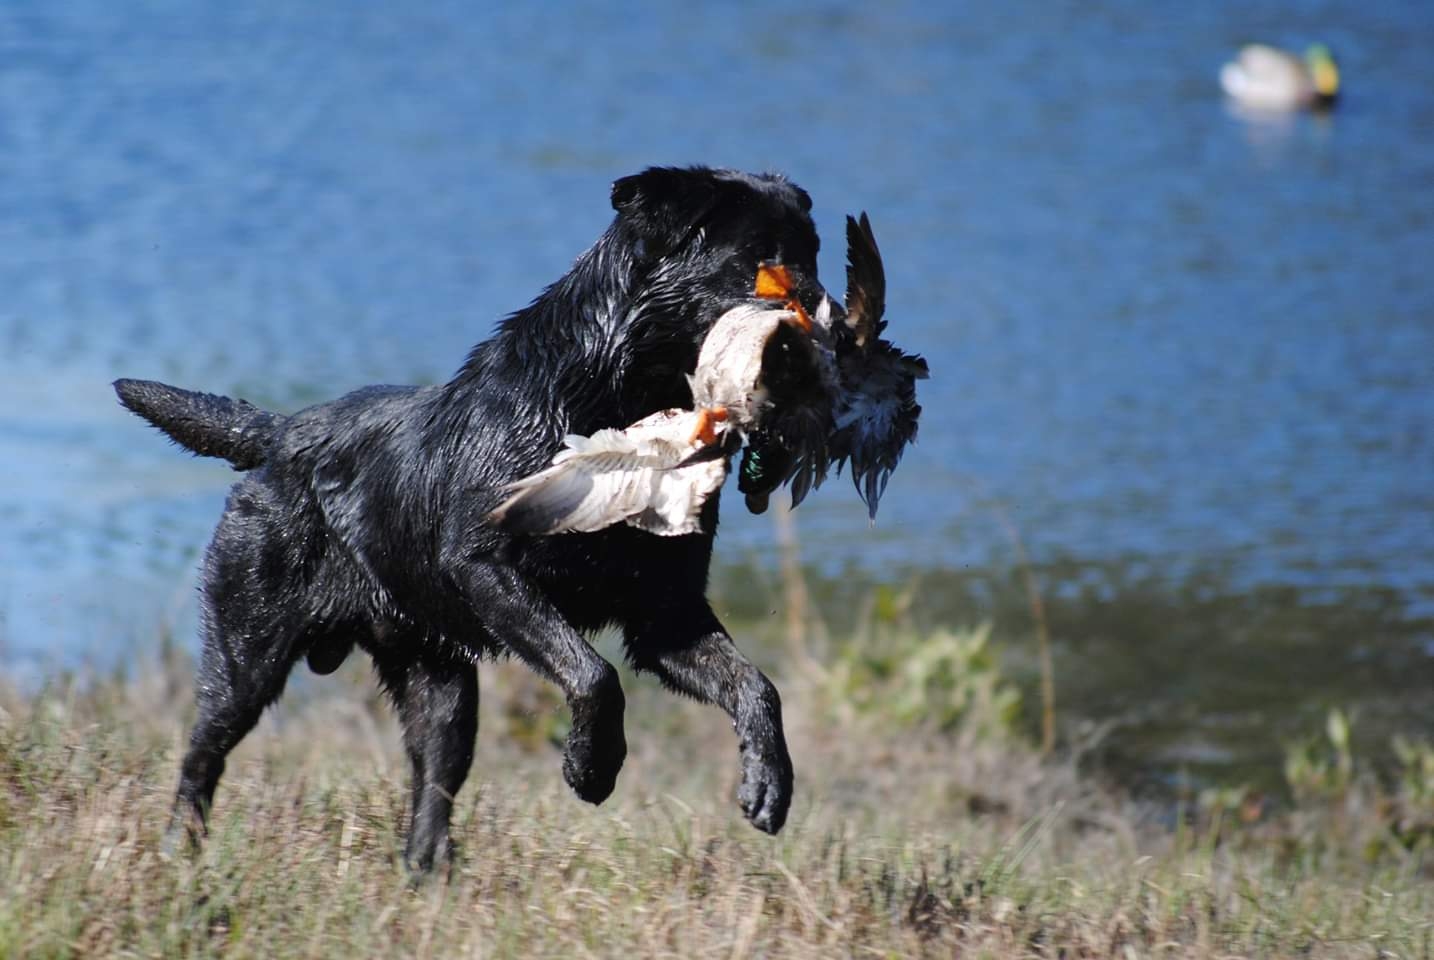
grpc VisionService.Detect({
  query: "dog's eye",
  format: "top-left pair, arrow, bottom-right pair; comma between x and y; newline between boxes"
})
694,226 -> 706,248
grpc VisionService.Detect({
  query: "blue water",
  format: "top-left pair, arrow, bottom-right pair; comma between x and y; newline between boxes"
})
2,1 -> 1432,780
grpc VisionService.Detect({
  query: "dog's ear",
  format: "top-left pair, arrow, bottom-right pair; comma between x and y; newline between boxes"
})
611,167 -> 718,260
790,184 -> 814,214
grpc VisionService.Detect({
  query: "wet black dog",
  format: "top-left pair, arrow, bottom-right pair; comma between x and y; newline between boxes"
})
116,166 -> 828,872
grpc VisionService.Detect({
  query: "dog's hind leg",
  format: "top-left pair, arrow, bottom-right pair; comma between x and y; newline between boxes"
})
461,563 -> 627,806
167,501 -> 307,850
625,602 -> 794,834
169,615 -> 302,849
372,646 -> 478,874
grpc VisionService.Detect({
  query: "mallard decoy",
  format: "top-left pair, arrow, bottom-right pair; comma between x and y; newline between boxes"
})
488,406 -> 736,536
1220,43 -> 1340,111
739,215 -> 926,519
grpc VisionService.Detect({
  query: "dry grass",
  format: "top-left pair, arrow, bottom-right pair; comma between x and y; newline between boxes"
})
2,638 -> 1433,959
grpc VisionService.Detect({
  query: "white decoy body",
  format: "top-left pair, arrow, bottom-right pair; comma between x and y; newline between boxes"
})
1220,44 -> 1340,111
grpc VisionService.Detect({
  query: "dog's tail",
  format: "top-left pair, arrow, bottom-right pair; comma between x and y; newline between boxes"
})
113,378 -> 280,471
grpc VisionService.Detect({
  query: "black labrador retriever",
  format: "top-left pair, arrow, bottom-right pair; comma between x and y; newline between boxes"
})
116,166 -> 829,872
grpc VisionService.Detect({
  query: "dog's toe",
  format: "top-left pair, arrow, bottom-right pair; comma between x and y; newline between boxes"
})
563,752 -> 620,805
562,727 -> 626,805
738,752 -> 793,834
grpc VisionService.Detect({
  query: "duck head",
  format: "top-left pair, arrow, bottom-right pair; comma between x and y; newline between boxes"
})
1305,44 -> 1340,108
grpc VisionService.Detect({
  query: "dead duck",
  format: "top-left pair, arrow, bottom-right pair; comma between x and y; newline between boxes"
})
734,265 -> 844,513
696,289 -> 839,505
739,215 -> 927,519
688,298 -> 826,425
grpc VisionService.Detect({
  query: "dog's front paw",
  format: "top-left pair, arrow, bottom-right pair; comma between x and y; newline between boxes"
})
562,695 -> 627,805
562,731 -> 626,804
737,742 -> 794,834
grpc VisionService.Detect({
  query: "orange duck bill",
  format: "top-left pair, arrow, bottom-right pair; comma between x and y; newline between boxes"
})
754,264 -> 813,332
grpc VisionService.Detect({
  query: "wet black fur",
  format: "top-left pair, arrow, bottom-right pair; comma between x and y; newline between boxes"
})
115,166 -> 826,873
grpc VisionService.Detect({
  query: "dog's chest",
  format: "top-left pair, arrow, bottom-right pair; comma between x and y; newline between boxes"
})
517,522 -> 717,631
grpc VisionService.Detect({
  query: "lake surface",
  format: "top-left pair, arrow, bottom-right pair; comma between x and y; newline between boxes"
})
2,0 -> 1432,792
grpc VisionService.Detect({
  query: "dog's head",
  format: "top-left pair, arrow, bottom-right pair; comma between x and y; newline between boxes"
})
611,166 -> 819,281
604,166 -> 828,413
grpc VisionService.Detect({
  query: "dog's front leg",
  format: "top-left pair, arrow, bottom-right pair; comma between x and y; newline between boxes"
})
462,562 -> 626,805
626,604 -> 794,834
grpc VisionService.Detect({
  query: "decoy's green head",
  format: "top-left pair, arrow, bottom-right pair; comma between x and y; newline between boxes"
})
1305,44 -> 1340,103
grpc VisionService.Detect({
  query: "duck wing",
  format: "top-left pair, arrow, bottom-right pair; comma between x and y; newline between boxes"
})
831,343 -> 928,519
831,212 -> 928,519
489,409 -> 730,536
844,212 -> 886,348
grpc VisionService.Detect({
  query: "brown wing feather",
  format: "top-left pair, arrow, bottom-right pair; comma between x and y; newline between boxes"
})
844,212 -> 886,348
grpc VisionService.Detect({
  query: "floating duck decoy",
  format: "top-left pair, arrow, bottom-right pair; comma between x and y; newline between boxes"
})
1220,43 -> 1340,111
